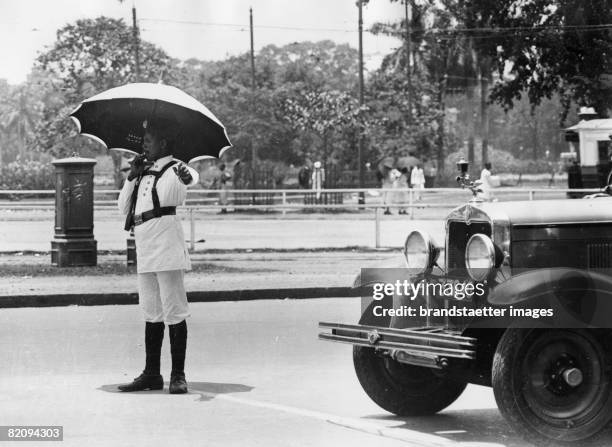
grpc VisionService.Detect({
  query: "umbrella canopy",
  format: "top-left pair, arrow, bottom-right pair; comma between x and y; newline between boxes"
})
379,156 -> 395,170
70,83 -> 232,163
397,155 -> 420,169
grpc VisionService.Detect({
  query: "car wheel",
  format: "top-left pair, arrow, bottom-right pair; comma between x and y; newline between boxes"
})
492,328 -> 612,445
353,345 -> 467,416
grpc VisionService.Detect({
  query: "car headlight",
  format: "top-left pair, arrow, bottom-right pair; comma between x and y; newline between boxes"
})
403,230 -> 439,273
465,234 -> 503,281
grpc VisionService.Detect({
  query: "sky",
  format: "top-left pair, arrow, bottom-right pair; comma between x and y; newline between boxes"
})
0,0 -> 405,85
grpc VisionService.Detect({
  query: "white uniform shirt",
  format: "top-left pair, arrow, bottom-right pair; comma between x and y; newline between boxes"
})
118,155 -> 200,274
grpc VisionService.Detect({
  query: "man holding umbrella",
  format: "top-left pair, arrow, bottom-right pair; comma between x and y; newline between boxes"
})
70,82 -> 231,394
117,118 -> 199,394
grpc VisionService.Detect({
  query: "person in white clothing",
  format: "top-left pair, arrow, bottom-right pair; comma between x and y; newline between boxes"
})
410,164 -> 425,201
478,162 -> 495,201
117,119 -> 199,394
311,161 -> 325,202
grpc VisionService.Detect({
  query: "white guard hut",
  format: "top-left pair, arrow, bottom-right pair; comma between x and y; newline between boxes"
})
564,107 -> 612,188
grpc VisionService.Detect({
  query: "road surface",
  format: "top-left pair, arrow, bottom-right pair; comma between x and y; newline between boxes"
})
0,212 -> 446,252
3,297 -> 609,446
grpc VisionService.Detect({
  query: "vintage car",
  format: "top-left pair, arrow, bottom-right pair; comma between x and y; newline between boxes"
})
319,161 -> 612,445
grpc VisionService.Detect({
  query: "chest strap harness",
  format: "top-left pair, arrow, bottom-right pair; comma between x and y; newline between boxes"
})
124,160 -> 178,230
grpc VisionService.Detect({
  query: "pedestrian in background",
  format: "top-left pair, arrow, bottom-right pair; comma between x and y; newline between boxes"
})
117,119 -> 199,395
381,164 -> 394,215
423,158 -> 437,188
398,167 -> 410,214
411,164 -> 425,201
478,162 -> 495,201
218,163 -> 232,214
298,165 -> 311,189
312,161 -> 325,202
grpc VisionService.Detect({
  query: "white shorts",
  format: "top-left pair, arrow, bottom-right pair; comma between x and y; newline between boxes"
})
137,270 -> 190,325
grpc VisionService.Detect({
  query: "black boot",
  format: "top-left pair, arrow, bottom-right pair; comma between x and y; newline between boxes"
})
117,372 -> 163,392
118,322 -> 165,392
169,320 -> 188,394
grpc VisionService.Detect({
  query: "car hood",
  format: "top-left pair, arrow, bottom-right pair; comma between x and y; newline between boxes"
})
447,198 -> 612,227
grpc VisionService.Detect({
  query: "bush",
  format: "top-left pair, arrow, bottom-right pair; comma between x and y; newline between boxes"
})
0,158 -> 56,190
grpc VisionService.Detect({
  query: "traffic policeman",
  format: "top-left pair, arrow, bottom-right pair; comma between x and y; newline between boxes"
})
117,119 -> 199,394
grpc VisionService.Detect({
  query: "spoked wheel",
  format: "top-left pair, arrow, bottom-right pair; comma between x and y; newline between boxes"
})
353,346 -> 467,416
493,328 -> 612,445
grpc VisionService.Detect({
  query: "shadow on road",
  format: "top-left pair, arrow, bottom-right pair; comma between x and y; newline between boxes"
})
365,409 -> 612,447
98,381 -> 254,401
188,382 -> 254,401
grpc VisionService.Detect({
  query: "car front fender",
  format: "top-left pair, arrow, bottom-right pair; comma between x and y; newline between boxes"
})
487,267 -> 612,328
355,265 -> 412,327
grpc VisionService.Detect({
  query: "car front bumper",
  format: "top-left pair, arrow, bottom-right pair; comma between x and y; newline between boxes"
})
319,322 -> 476,369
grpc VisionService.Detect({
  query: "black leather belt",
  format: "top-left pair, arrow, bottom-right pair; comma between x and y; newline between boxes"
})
133,206 -> 177,226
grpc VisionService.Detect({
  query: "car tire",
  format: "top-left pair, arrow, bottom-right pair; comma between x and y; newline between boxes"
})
353,345 -> 467,416
492,328 -> 612,445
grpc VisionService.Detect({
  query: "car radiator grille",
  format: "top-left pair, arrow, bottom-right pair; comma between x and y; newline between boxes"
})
447,221 -> 492,273
588,242 -> 612,269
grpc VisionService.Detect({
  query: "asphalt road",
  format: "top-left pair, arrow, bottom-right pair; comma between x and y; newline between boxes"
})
0,213 -> 446,252
3,297 -> 610,447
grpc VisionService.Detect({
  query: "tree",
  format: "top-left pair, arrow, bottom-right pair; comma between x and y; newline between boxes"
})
370,1 -> 477,170
257,40 -> 359,91
281,89 -> 368,165
489,94 -> 578,160
175,41 -> 361,168
449,0 -> 612,117
2,87 -> 36,158
0,71 -> 63,166
34,17 -> 177,186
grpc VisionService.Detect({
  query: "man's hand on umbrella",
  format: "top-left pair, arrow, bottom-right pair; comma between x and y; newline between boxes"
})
174,163 -> 193,185
127,154 -> 150,181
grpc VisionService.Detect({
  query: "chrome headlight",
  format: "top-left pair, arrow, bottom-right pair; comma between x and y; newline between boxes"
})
465,234 -> 502,281
403,230 -> 439,273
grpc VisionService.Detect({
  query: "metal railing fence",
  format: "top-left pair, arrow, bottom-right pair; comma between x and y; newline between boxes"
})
0,187 -> 604,249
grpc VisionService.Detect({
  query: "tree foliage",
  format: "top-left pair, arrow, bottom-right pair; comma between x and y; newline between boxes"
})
442,0 -> 612,116
369,1 -> 470,167
33,17 -> 176,186
371,0 -> 610,172
174,40 -> 361,167
37,17 -> 174,101
5,4 -> 603,186
281,89 -> 367,164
